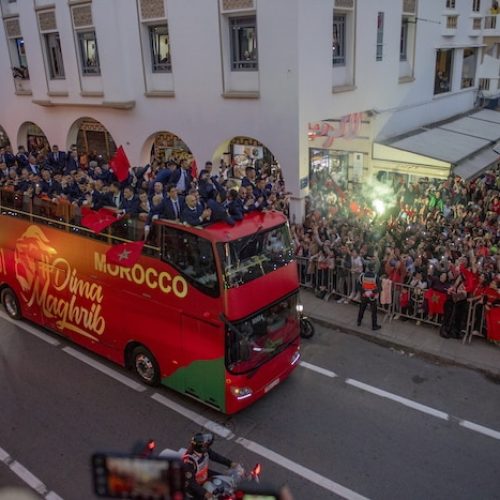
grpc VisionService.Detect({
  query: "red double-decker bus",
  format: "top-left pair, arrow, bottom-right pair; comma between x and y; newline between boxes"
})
0,191 -> 300,413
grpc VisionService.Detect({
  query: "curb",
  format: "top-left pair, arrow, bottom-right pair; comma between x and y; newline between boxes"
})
307,313 -> 500,381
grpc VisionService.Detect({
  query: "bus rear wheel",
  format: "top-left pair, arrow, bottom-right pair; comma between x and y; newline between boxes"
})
1,288 -> 21,320
132,346 -> 160,386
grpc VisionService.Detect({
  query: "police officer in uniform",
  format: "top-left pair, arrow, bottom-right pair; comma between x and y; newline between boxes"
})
183,432 -> 236,499
357,261 -> 382,331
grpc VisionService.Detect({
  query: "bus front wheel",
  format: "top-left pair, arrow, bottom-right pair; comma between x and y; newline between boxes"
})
132,346 -> 160,386
1,288 -> 21,320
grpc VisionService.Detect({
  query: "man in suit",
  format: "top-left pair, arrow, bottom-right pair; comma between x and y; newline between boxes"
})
120,186 -> 140,216
15,146 -> 29,169
181,194 -> 211,226
207,191 -> 235,226
148,181 -> 166,201
64,150 -> 80,175
227,189 -> 244,221
40,169 -> 61,198
106,181 -> 123,210
170,160 -> 193,196
241,166 -> 257,189
3,146 -> 16,168
46,145 -> 67,174
60,174 -> 81,202
163,184 -> 185,221
27,155 -> 40,176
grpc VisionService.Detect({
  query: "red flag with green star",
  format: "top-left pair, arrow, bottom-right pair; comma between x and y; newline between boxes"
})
424,289 -> 447,316
81,207 -> 117,233
109,145 -> 131,182
105,240 -> 145,267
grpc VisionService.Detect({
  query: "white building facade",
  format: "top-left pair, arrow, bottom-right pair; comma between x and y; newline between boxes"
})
1,0 -> 499,220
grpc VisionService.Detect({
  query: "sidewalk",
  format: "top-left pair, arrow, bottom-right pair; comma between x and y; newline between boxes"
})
300,289 -> 500,379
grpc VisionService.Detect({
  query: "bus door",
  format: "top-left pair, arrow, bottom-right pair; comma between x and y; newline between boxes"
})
180,314 -> 226,412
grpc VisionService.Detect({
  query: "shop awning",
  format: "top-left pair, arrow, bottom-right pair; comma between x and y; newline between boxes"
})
374,109 -> 500,178
453,147 -> 500,180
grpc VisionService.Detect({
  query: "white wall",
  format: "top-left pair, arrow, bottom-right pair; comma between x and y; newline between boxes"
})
0,0 -> 489,214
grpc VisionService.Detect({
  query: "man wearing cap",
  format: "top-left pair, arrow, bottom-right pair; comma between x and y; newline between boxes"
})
357,261 -> 382,331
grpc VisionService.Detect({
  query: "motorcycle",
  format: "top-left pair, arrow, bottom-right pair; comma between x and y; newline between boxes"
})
159,447 -> 261,499
297,304 -> 315,339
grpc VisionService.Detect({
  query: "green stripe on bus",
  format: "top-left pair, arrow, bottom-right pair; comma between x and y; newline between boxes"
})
162,357 -> 226,412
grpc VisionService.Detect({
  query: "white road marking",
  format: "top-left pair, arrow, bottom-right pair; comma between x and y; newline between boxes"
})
0,444 -> 64,499
62,347 -> 146,392
236,437 -> 370,500
459,420 -> 500,440
300,361 -> 337,378
9,461 -> 47,495
45,492 -> 64,500
345,378 -> 449,420
151,393 -> 234,439
0,311 -> 60,346
0,445 -> 10,462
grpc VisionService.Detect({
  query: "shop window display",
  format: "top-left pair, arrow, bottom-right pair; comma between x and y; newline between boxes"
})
309,149 -> 349,209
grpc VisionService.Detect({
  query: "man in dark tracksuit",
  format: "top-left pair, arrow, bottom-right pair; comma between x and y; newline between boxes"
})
357,262 -> 382,331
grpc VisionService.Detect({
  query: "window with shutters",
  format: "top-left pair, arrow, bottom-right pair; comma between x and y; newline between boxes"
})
77,30 -> 100,75
376,12 -> 384,61
333,14 -> 346,65
44,32 -> 65,79
229,16 -> 258,70
149,24 -> 172,72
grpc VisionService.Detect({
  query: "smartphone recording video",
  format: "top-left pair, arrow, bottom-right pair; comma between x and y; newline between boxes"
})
92,453 -> 184,500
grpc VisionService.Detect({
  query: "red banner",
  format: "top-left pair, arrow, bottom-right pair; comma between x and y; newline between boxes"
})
424,289 -> 447,316
486,307 -> 500,341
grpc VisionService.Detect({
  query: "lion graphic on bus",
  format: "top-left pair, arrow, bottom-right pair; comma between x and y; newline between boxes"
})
14,225 -> 56,302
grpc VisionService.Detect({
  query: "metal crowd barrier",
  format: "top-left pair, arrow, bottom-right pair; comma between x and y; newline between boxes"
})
296,255 -> 497,344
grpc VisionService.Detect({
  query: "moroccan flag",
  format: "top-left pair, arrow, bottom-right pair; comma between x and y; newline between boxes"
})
486,307 -> 500,341
106,241 -> 145,267
110,145 -> 131,182
424,289 -> 447,316
81,207 -> 117,233
190,159 -> 198,179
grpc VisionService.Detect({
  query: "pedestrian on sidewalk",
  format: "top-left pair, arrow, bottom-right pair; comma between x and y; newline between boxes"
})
357,261 -> 382,331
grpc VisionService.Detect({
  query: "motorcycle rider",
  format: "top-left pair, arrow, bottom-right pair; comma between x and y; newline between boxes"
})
183,432 -> 236,499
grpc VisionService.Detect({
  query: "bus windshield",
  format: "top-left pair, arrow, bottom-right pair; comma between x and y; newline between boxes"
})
226,293 -> 299,374
217,224 -> 293,288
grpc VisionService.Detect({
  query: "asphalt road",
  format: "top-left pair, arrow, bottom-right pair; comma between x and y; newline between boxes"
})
0,313 -> 499,500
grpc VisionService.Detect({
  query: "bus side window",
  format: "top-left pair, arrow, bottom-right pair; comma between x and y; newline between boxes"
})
162,227 -> 219,294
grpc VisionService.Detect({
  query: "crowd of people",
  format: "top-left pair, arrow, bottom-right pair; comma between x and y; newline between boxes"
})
293,167 -> 500,340
1,141 -> 499,339
0,143 -> 291,240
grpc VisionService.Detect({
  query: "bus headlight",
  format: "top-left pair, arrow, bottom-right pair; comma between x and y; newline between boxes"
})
230,386 -> 253,400
296,304 -> 304,313
291,350 -> 301,365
